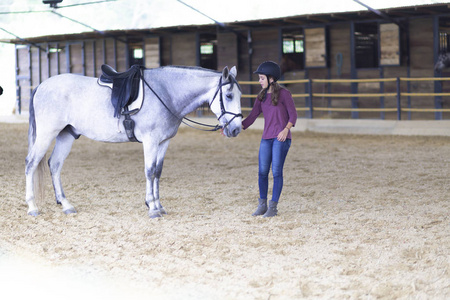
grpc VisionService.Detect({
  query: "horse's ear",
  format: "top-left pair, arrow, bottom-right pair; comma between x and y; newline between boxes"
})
222,66 -> 230,80
230,66 -> 237,77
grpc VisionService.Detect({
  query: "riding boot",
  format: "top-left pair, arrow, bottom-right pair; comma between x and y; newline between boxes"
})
262,200 -> 278,218
252,198 -> 267,216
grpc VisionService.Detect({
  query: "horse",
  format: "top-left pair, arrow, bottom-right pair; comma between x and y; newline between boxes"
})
434,51 -> 450,72
25,65 -> 242,218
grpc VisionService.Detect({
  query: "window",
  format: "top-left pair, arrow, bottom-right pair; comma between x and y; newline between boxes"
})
199,33 -> 217,70
49,47 -> 63,53
200,43 -> 214,55
133,48 -> 143,60
282,29 -> 304,72
439,17 -> 450,52
439,32 -> 449,52
354,22 -> 379,68
283,38 -> 303,54
129,41 -> 144,66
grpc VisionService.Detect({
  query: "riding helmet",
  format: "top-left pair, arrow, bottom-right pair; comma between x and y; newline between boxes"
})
254,61 -> 281,81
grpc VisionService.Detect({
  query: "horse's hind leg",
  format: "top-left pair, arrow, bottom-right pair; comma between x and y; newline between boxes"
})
25,136 -> 56,216
48,129 -> 77,214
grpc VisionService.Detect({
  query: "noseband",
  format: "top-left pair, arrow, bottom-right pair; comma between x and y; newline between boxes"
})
143,74 -> 242,132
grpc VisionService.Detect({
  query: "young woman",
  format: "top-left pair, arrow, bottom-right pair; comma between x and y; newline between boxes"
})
242,61 -> 297,217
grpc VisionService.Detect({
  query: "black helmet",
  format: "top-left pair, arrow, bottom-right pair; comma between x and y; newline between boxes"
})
254,61 -> 281,81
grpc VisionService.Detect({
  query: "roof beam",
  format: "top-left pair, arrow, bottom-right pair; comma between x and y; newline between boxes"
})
258,20 -> 281,26
306,15 -> 329,23
383,10 -> 412,18
415,7 -> 440,15
282,18 -> 308,25
330,14 -> 352,21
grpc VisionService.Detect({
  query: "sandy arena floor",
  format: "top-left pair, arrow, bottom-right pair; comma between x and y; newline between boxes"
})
0,122 -> 449,299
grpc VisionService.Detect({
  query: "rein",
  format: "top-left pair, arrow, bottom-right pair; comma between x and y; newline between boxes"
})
142,75 -> 242,132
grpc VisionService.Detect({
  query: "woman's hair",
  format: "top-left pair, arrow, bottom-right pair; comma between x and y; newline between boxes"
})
257,76 -> 284,105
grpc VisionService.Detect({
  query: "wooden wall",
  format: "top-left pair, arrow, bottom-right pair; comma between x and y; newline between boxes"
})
14,15 -> 448,119
170,33 -> 197,66
217,32 -> 238,72
251,29 -> 280,70
144,37 -> 160,68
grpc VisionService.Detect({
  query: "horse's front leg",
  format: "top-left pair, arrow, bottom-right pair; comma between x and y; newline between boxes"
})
143,139 -> 163,218
152,140 -> 171,215
145,173 -> 161,218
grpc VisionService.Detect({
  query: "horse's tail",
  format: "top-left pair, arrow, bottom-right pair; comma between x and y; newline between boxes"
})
28,86 -> 46,202
28,87 -> 37,152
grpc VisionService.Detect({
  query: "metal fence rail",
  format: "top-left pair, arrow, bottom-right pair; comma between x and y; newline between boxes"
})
238,77 -> 450,120
16,77 -> 450,120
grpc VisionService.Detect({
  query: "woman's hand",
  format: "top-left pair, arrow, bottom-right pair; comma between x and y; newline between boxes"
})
277,128 -> 289,142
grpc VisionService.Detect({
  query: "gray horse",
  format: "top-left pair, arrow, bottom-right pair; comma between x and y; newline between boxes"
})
25,66 -> 242,218
435,52 -> 450,72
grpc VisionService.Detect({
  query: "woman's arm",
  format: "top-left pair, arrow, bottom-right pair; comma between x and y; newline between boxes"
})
242,99 -> 262,130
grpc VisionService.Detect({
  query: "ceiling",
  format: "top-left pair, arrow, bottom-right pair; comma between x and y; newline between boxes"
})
5,2 -> 450,44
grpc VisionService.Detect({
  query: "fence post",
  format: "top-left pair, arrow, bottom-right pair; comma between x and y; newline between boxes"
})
396,77 -> 401,120
351,81 -> 359,119
308,79 -> 313,119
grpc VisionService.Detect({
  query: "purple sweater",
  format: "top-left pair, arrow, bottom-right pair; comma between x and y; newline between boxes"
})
242,88 -> 298,139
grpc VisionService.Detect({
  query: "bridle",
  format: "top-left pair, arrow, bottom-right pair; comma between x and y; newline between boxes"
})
209,76 -> 243,130
142,74 -> 243,132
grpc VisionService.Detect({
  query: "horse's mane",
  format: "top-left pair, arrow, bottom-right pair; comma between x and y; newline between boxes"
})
146,65 -> 240,90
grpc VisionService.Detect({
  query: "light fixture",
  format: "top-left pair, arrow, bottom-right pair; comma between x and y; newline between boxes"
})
43,0 -> 63,8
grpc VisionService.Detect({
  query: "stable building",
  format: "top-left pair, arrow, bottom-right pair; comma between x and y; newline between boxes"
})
3,1 -> 450,120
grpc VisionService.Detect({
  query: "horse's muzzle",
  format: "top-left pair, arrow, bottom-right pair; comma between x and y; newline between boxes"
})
223,119 -> 242,137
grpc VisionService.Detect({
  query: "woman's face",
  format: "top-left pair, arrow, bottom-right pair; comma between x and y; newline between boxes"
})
258,74 -> 269,89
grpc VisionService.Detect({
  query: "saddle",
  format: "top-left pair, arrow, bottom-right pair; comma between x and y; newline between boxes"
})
100,64 -> 144,142
100,64 -> 143,117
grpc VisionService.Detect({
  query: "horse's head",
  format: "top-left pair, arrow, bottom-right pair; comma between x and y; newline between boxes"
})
210,66 -> 242,137
435,52 -> 450,72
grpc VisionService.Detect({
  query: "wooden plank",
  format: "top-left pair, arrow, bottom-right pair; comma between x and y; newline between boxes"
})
252,29 -> 279,68
116,39 -> 127,71
172,33 -> 196,66
217,32 -> 237,71
48,43 -> 60,77
329,23 -> 351,77
380,23 -> 400,66
84,41 -> 95,77
104,38 -> 116,69
144,37 -> 160,68
305,27 -> 326,68
69,42 -> 83,75
30,47 -> 40,87
95,39 -> 105,75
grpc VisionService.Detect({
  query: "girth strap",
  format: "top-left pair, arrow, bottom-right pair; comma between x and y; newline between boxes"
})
122,107 -> 140,143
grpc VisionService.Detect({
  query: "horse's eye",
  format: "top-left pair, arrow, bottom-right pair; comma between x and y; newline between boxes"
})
226,92 -> 233,100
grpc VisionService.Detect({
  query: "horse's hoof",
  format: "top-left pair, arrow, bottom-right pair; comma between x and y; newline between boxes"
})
63,208 -> 77,215
159,207 -> 168,215
28,210 -> 40,217
148,210 -> 162,219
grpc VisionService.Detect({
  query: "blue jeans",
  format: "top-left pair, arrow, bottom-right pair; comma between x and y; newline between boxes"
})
258,138 -> 291,203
